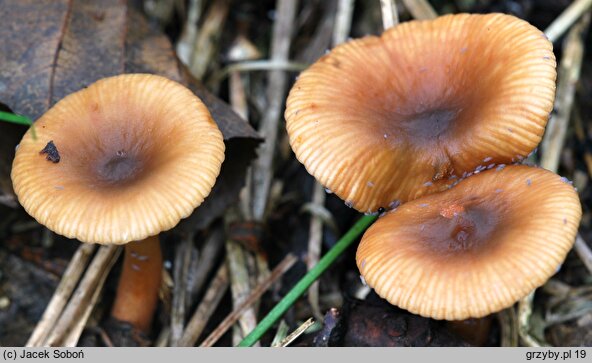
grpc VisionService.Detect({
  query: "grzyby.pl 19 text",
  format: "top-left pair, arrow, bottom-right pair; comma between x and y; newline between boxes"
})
525,350 -> 586,361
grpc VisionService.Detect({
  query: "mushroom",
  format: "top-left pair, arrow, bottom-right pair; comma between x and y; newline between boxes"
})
11,74 -> 225,333
285,13 -> 556,213
356,165 -> 581,320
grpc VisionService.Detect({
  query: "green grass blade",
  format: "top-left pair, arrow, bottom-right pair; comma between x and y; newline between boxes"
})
0,111 -> 37,140
238,214 -> 377,347
0,111 -> 32,126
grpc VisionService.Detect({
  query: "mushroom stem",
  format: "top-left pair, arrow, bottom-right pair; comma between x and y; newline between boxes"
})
111,235 -> 162,333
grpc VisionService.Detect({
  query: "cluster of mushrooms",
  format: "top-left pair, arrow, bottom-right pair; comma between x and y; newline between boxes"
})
286,13 -> 581,320
9,12 -> 583,342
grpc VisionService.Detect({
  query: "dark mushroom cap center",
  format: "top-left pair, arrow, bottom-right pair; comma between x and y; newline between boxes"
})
45,113 -> 180,191
96,150 -> 141,184
74,128 -> 159,188
398,108 -> 461,143
419,201 -> 499,256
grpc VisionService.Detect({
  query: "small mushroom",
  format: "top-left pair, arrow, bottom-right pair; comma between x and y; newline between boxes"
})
11,74 -> 225,333
356,165 -> 581,320
285,13 -> 556,213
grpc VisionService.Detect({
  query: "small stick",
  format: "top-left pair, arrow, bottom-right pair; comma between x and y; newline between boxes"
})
188,0 -> 230,79
276,317 -> 315,347
45,245 -> 120,346
401,0 -> 437,20
518,292 -> 546,347
251,0 -> 299,221
270,320 -> 289,347
333,0 -> 355,46
200,254 -> 298,347
170,233 -> 194,346
61,247 -> 121,346
210,60 -> 308,85
380,0 -> 399,30
155,327 -> 171,347
176,0 -> 204,64
307,183 -> 326,321
178,264 -> 229,347
26,243 -> 97,347
541,13 -> 589,173
189,226 -> 224,303
544,0 -> 592,43
144,0 -> 176,25
226,238 -> 259,345
227,35 -> 260,220
574,234 -> 592,275
498,308 -> 519,347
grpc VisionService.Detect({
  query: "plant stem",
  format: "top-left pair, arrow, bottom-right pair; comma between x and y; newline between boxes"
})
0,111 -> 36,140
238,214 -> 377,347
0,111 -> 32,125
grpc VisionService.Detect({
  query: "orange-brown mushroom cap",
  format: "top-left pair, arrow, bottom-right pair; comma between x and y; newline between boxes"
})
286,13 -> 556,213
11,74 -> 225,245
356,165 -> 581,320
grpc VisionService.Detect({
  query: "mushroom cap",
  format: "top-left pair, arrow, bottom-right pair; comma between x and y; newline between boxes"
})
11,74 -> 225,245
356,165 -> 581,320
285,13 -> 556,213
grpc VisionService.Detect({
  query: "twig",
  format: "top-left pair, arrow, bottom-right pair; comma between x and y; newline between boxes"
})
518,292 -> 546,347
401,0 -> 437,20
144,0 -> 177,26
45,245 -> 120,346
574,234 -> 592,274
276,318 -> 315,347
333,0 -> 355,46
170,233 -> 195,346
541,13 -> 589,173
176,0 -> 203,65
544,0 -> 592,43
380,0 -> 399,29
298,3 -> 336,64
251,0 -> 299,221
210,60 -> 308,86
154,327 -> 171,347
230,70 -> 249,121
239,216 -> 377,347
227,35 -> 261,220
26,243 -> 97,347
61,247 -> 121,346
307,183 -> 326,321
189,226 -> 224,304
226,238 -> 259,345
178,264 -> 229,347
498,308 -> 519,347
270,320 -> 289,347
188,0 -> 230,80
200,253 -> 298,347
